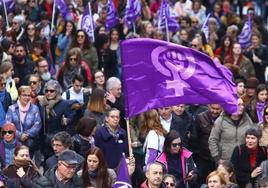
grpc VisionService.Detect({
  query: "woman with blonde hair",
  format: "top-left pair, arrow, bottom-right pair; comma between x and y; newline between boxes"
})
142,109 -> 167,166
206,171 -> 226,188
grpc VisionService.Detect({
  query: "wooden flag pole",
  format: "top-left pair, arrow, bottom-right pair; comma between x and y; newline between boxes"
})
126,119 -> 133,156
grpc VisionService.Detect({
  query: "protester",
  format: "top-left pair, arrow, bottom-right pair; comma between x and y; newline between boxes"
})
205,171 -> 226,188
259,105 -> 268,146
94,108 -> 128,169
92,70 -> 105,90
163,174 -> 176,188
6,86 -> 41,157
0,122 -> 20,168
0,75 -> 11,127
217,160 -> 238,188
34,150 -> 84,187
156,130 -> 198,188
231,128 -> 267,187
3,145 -> 41,187
209,98 -> 255,162
80,147 -> 116,187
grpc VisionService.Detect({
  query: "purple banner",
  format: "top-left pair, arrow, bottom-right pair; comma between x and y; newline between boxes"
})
81,4 -> 95,41
121,39 -> 238,117
56,0 -> 72,21
0,0 -> 15,13
106,0 -> 119,30
124,0 -> 141,28
238,15 -> 252,49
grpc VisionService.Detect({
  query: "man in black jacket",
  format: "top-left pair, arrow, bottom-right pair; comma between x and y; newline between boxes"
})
34,150 -> 84,188
195,104 -> 222,185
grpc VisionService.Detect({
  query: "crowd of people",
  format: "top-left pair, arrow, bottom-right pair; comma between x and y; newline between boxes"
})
0,0 -> 268,187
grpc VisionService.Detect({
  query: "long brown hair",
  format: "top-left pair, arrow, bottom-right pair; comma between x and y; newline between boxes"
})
87,88 -> 106,113
140,109 -> 167,137
82,147 -> 112,188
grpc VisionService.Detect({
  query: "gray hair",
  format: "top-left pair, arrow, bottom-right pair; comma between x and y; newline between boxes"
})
44,80 -> 62,94
51,131 -> 73,148
106,77 -> 121,91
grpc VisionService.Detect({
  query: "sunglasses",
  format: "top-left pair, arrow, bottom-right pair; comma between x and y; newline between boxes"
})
45,89 -> 56,93
77,35 -> 85,38
2,130 -> 14,135
29,81 -> 38,85
69,57 -> 77,61
165,182 -> 175,187
264,112 -> 268,115
172,142 -> 182,147
27,27 -> 35,30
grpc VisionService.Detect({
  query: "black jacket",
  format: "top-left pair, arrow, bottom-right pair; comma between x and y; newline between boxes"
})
34,167 -> 84,188
231,144 -> 267,187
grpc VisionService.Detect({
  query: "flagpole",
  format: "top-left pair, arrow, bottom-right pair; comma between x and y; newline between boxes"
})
88,2 -> 95,42
51,0 -> 56,32
165,14 -> 169,42
2,0 -> 9,28
126,119 -> 133,156
133,23 -> 136,34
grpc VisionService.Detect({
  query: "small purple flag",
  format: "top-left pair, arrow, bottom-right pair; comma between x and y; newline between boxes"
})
106,0 -> 119,30
238,15 -> 252,49
124,0 -> 141,28
56,0 -> 72,21
112,154 -> 132,188
157,0 -> 179,32
0,0 -> 15,13
201,13 -> 211,41
121,38 -> 238,117
81,3 -> 95,42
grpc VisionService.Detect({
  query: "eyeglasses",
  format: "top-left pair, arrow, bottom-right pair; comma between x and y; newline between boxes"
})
29,81 -> 38,85
77,35 -> 85,38
69,57 -> 77,61
95,75 -> 104,79
27,27 -> 35,31
60,162 -> 77,171
45,89 -> 56,93
165,182 -> 175,187
109,115 -> 120,119
172,142 -> 182,147
2,130 -> 14,135
191,44 -> 198,47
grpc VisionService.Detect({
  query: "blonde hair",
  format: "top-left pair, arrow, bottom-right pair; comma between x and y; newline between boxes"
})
18,85 -> 31,96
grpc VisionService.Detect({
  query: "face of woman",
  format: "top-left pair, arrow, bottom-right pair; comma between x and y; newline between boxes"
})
208,175 -> 222,188
245,134 -> 258,149
111,30 -> 119,42
236,82 -> 245,95
94,71 -> 105,86
27,24 -> 35,36
264,108 -> 268,123
77,32 -> 85,45
69,55 -> 78,66
258,90 -> 268,103
224,38 -> 230,47
164,177 -> 176,188
180,31 -> 188,41
15,149 -> 30,161
145,23 -> 153,35
2,129 -> 15,143
170,138 -> 182,154
66,22 -> 73,33
217,165 -> 231,183
45,86 -> 57,100
19,90 -> 31,106
251,36 -> 260,48
87,154 -> 99,172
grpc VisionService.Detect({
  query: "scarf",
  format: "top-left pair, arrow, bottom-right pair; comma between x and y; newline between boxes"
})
106,125 -> 120,142
38,95 -> 62,119
17,100 -> 31,124
14,158 -> 41,175
248,147 -> 258,169
256,102 -> 266,123
63,66 -> 81,90
0,91 -> 6,127
79,135 -> 95,146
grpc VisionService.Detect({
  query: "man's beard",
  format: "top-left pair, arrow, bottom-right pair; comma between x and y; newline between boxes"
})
14,55 -> 25,62
40,71 -> 51,81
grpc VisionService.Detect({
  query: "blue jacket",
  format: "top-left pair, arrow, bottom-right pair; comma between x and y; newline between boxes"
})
94,125 -> 128,169
6,103 -> 41,138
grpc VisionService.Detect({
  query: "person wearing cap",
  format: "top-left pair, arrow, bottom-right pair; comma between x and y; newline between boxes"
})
34,150 -> 84,188
241,77 -> 259,105
0,122 -> 21,168
231,128 -> 267,187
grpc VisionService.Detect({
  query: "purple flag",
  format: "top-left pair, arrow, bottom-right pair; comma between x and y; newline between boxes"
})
56,0 -> 72,21
81,3 -> 95,42
201,13 -> 211,41
112,154 -> 132,188
106,0 -> 119,30
0,0 -> 15,13
238,15 -> 252,49
157,0 -> 179,32
121,39 -> 238,117
124,0 -> 141,28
